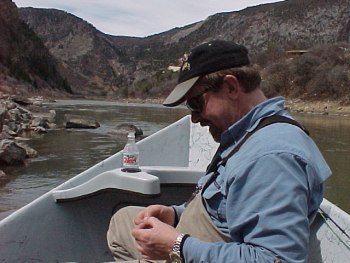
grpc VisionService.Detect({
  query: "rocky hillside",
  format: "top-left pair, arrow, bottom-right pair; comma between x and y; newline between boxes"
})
10,0 -> 350,101
0,0 -> 72,96
18,7 -> 133,98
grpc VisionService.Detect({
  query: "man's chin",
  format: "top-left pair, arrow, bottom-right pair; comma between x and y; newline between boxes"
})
209,127 -> 221,142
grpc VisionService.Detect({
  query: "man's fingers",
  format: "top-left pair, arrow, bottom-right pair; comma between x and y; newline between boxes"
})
132,222 -> 153,241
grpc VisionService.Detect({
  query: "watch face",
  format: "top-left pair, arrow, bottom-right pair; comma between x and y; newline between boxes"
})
170,251 -> 182,263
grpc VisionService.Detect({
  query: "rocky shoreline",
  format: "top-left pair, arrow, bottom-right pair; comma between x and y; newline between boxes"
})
0,93 -> 58,182
0,93 -> 103,181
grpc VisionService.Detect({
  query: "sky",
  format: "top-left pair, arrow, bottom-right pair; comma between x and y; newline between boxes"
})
14,0 -> 283,37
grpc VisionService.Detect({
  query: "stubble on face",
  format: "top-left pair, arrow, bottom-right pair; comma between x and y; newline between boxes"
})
203,122 -> 222,143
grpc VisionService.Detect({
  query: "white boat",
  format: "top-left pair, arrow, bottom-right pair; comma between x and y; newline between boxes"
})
0,115 -> 349,262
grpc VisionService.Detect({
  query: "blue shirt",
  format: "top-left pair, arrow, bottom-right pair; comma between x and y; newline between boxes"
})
175,97 -> 331,263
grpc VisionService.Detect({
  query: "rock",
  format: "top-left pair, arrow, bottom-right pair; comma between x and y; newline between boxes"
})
11,96 -> 32,106
64,114 -> 100,129
17,142 -> 38,158
5,101 -> 17,110
17,105 -> 32,115
28,109 -> 56,133
32,101 -> 43,106
31,117 -> 50,129
33,126 -> 47,133
2,125 -> 17,137
0,106 -> 7,132
0,169 -> 10,186
0,131 -> 13,140
30,117 -> 43,127
7,121 -> 18,133
46,122 -> 57,129
14,136 -> 30,141
110,123 -> 143,138
49,110 -> 56,118
21,112 -> 32,122
20,123 -> 30,131
0,139 -> 26,165
9,108 -> 23,122
33,111 -> 55,121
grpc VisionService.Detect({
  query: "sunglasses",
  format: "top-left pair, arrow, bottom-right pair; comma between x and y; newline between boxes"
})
186,88 -> 209,113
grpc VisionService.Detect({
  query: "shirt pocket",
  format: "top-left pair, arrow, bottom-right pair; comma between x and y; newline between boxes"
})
202,165 -> 228,222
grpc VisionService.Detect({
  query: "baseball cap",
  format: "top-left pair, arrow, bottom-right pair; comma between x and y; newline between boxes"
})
163,40 -> 250,107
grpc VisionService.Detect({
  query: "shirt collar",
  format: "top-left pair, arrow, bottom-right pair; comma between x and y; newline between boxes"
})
220,96 -> 287,149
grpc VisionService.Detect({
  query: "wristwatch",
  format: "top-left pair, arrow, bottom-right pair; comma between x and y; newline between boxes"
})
169,233 -> 186,263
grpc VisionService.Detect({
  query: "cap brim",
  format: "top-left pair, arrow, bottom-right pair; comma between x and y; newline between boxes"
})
163,77 -> 200,107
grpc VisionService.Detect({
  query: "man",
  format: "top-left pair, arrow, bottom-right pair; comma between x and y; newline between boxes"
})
107,40 -> 331,262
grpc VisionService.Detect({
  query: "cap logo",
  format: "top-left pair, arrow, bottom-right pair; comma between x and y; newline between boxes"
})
180,53 -> 191,71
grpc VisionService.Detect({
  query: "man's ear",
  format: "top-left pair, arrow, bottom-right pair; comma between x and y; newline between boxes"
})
223,75 -> 241,98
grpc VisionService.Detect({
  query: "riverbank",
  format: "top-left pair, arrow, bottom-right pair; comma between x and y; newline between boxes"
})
109,97 -> 350,117
285,98 -> 350,116
4,91 -> 350,116
0,93 -> 58,179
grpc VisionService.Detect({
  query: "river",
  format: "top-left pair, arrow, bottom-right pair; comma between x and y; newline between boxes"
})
0,100 -> 349,215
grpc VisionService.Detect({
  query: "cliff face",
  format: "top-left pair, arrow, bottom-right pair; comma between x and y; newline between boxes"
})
0,0 -> 17,22
18,8 -> 133,97
0,0 -> 72,95
5,0 -> 350,100
207,0 -> 350,51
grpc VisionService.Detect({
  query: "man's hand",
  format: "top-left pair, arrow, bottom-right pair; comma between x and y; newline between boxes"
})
134,205 -> 176,226
132,216 -> 180,260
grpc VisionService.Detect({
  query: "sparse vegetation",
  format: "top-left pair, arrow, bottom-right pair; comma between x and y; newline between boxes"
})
132,70 -> 178,98
260,43 -> 350,105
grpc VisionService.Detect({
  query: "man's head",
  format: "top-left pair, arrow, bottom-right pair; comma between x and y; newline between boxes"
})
163,40 -> 251,107
163,40 -> 265,141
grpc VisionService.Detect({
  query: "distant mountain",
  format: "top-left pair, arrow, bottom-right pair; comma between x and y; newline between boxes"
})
0,0 -> 72,95
18,7 -> 133,98
6,0 -> 350,101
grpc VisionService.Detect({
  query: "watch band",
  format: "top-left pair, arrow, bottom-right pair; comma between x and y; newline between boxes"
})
170,233 -> 190,263
172,233 -> 185,253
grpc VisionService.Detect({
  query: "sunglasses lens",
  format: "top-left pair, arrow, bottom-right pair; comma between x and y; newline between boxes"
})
186,88 -> 209,113
186,99 -> 202,112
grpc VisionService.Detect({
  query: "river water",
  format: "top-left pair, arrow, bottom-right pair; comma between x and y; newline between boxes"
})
1,100 -> 349,215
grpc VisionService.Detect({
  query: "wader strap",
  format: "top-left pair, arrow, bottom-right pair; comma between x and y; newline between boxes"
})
204,115 -> 309,189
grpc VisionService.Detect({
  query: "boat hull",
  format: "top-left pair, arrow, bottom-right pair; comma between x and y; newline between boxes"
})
0,115 -> 349,262
0,185 -> 196,262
